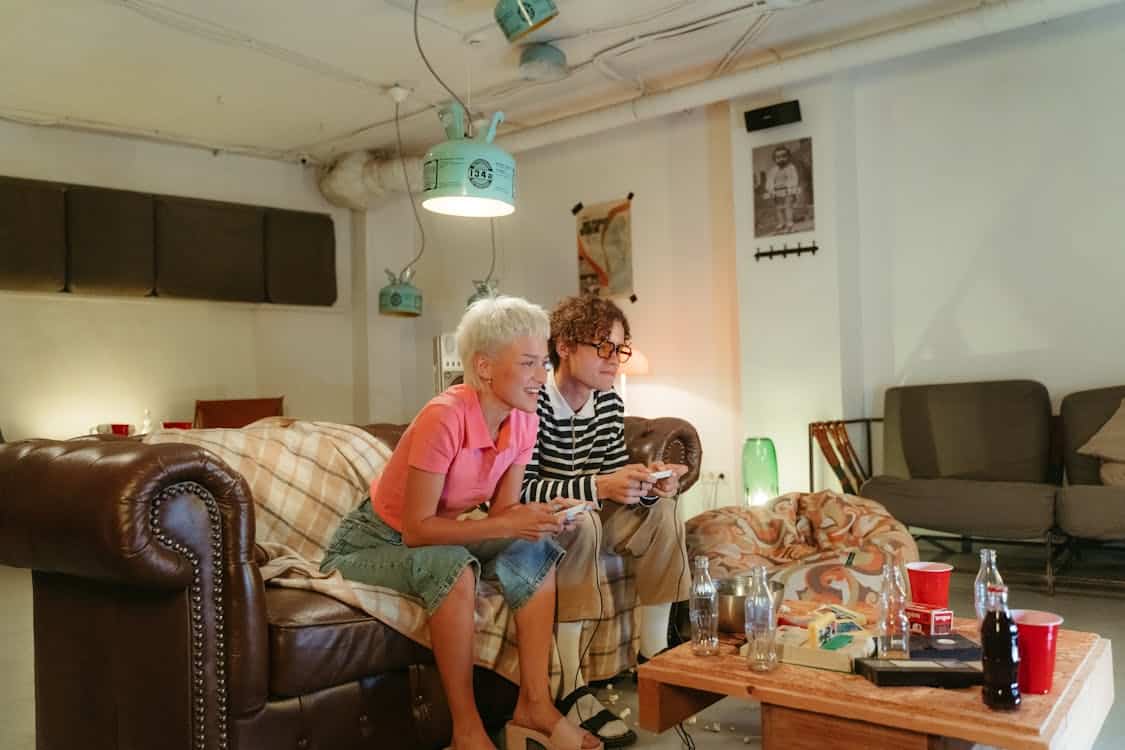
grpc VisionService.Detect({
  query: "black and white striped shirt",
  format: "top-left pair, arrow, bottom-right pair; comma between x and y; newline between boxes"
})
520,377 -> 629,504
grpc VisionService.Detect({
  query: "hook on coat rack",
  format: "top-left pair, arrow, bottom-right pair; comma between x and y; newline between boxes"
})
755,240 -> 819,262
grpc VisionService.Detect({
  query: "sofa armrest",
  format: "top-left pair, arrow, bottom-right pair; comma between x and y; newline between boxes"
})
0,439 -> 248,584
0,438 -> 270,738
623,416 -> 703,493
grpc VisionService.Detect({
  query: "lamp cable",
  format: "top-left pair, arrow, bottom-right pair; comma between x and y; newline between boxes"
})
413,0 -> 472,136
394,102 -> 426,275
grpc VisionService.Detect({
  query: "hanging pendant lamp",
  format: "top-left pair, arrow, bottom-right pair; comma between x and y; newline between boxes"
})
422,103 -> 516,218
494,0 -> 559,43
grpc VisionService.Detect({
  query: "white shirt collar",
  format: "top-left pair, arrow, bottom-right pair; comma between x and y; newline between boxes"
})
546,371 -> 596,419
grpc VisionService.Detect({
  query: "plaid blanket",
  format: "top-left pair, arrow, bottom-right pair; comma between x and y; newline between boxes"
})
146,418 -> 637,687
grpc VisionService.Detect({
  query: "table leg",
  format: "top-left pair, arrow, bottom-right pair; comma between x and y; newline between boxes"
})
637,677 -> 723,734
762,704 -> 939,750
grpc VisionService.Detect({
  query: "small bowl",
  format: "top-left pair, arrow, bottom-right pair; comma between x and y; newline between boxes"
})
716,576 -> 784,634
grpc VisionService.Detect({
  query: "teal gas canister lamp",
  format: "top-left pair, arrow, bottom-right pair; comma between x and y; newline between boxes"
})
422,103 -> 516,218
494,0 -> 558,43
742,437 -> 779,507
378,267 -> 422,316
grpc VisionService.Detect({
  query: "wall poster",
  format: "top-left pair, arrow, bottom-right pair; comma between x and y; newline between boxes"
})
576,195 -> 633,297
752,137 -> 815,238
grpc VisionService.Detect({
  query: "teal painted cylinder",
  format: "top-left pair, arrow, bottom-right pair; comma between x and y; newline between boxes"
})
378,281 -> 422,316
494,0 -> 558,42
422,139 -> 516,218
742,437 -> 779,507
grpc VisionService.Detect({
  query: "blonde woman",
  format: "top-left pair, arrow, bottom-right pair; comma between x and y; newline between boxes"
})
322,296 -> 601,750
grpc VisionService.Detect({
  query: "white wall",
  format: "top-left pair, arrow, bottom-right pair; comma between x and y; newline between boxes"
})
854,3 -> 1125,415
730,2 -> 1125,492
731,79 -> 855,496
385,104 -> 744,517
0,121 -> 353,440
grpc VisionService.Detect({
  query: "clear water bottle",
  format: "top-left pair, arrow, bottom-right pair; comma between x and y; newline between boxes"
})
140,409 -> 153,435
689,556 -> 719,656
876,559 -> 911,659
744,565 -> 779,672
974,548 -> 1004,624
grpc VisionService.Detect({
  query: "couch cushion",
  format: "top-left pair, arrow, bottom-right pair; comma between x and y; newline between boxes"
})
1061,386 -> 1125,485
882,380 -> 1051,483
1078,399 -> 1125,463
861,476 -> 1055,539
1102,462 -> 1125,488
265,587 -> 432,698
1056,485 -> 1125,541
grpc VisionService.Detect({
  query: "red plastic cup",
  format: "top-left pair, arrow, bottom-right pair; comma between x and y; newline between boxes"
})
1012,609 -> 1064,694
906,562 -> 953,608
110,423 -> 132,436
162,421 -> 193,430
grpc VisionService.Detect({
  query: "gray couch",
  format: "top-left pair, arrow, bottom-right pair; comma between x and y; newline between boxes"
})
1058,385 -> 1125,541
861,380 -> 1125,590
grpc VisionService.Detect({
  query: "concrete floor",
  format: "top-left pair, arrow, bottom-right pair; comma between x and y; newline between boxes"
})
1,540 -> 1122,749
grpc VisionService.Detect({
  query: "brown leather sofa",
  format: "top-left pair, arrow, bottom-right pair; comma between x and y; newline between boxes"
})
0,416 -> 701,750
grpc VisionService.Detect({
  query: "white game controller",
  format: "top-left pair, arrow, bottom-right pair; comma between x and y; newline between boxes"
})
555,502 -> 593,522
648,469 -> 674,481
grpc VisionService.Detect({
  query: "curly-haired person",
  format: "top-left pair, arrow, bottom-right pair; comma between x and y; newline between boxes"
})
521,295 -> 689,748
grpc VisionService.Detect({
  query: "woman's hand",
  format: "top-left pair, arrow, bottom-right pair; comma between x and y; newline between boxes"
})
649,462 -> 689,498
491,502 -> 562,541
595,464 -> 655,505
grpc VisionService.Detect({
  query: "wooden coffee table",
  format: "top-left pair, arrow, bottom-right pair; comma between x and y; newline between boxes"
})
638,616 -> 1114,749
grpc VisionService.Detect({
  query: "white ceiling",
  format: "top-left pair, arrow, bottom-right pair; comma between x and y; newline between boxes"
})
0,0 -> 974,163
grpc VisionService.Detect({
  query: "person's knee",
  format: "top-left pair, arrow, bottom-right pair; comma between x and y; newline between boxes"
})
449,566 -> 475,598
563,513 -> 600,556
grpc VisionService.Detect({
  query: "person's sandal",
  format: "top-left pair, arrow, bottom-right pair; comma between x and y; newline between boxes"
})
557,686 -> 637,748
505,717 -> 603,750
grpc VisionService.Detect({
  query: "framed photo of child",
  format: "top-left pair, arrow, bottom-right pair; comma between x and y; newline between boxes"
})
752,137 -> 815,238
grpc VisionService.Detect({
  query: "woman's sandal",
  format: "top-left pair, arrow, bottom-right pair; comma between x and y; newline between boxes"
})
557,686 -> 636,748
505,717 -> 604,750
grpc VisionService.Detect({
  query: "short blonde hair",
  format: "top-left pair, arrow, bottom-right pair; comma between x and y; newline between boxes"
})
456,295 -> 550,389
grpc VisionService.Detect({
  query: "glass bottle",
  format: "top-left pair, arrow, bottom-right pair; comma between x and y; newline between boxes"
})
140,409 -> 153,435
689,556 -> 719,656
744,565 -> 779,672
974,549 -> 1004,623
742,437 -> 778,507
876,558 -> 911,659
981,585 -> 1021,711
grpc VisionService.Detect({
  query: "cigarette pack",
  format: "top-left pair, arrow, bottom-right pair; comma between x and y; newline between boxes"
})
905,602 -> 953,636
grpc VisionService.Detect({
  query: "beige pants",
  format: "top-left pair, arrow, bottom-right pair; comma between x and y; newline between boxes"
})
555,498 -> 691,622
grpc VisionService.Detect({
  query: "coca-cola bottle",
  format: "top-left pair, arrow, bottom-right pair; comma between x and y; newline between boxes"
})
974,548 -> 1004,623
981,584 -> 1021,710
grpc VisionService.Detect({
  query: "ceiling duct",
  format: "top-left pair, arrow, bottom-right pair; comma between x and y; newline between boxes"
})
318,0 -> 1117,208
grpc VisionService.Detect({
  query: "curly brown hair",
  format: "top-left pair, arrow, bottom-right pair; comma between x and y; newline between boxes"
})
548,295 -> 631,369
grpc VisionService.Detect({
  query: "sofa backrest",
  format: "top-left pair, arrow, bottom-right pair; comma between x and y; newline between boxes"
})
882,380 -> 1051,483
1060,385 -> 1125,485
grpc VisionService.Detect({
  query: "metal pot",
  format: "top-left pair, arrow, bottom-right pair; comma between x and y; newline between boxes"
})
716,576 -> 784,634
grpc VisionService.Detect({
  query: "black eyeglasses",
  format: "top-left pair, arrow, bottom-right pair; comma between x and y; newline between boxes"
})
580,340 -> 632,364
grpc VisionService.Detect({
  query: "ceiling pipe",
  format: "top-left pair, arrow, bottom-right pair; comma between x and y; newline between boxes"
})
497,0 -> 1121,154
319,0 -> 1118,208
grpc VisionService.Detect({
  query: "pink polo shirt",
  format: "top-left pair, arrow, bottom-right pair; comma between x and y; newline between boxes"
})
371,384 -> 539,532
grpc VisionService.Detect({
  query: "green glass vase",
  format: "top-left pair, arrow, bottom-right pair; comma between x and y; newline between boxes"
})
742,437 -> 778,507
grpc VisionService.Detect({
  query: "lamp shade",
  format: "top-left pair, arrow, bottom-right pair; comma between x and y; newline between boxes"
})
494,0 -> 558,43
742,437 -> 778,507
622,348 -> 650,376
422,106 -> 516,218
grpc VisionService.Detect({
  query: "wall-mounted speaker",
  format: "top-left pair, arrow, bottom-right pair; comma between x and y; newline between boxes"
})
744,100 -> 802,132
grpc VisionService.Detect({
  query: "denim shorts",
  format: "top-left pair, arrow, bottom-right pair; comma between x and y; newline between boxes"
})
321,502 -> 565,614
